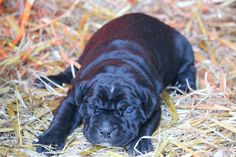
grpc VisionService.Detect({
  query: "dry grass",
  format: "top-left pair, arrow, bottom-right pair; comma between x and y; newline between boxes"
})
0,0 -> 236,156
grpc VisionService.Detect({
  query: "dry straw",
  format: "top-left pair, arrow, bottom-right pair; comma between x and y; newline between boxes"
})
0,0 -> 235,156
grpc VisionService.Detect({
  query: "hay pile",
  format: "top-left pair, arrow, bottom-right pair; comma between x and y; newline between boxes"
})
0,0 -> 235,156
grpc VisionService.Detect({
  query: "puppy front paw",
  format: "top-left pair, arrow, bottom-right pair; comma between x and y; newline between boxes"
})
135,138 -> 153,154
126,138 -> 153,156
34,132 -> 65,153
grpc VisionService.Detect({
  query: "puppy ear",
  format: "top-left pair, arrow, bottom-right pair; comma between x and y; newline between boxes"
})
141,88 -> 161,122
74,81 -> 88,105
148,92 -> 161,115
155,80 -> 163,95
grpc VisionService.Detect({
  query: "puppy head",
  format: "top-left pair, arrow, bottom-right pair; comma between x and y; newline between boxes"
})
75,79 -> 159,147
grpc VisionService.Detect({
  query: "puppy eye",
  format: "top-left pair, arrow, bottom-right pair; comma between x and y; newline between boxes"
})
125,106 -> 134,113
89,104 -> 94,109
89,103 -> 98,109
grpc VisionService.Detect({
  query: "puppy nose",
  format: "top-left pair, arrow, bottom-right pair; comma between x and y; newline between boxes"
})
99,129 -> 112,139
97,121 -> 115,139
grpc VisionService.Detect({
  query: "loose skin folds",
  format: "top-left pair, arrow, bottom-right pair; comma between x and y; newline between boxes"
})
34,13 -> 196,155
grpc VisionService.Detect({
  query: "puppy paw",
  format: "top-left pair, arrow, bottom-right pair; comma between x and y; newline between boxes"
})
33,133 -> 65,153
135,138 -> 153,154
126,138 -> 153,156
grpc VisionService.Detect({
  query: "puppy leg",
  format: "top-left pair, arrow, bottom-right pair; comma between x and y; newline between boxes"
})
174,43 -> 196,92
34,95 -> 82,153
34,66 -> 79,88
34,49 -> 87,88
126,109 -> 161,155
175,63 -> 196,92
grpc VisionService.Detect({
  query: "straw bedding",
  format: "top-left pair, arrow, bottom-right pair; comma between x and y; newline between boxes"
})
0,0 -> 235,156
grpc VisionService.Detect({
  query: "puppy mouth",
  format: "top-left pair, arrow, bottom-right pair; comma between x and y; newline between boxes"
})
98,142 -> 123,149
99,142 -> 112,147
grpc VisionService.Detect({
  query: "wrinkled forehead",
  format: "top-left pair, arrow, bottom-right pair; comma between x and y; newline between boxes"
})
87,83 -> 139,108
92,84 -> 131,101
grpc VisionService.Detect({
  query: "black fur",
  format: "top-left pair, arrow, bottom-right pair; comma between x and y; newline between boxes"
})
34,13 -> 196,155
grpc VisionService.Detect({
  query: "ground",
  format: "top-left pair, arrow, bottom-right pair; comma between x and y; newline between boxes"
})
0,0 -> 236,157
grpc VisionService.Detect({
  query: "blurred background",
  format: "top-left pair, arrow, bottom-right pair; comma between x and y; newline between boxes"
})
0,0 -> 235,156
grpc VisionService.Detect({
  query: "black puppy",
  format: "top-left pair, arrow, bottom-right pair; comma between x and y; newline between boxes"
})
34,13 -> 196,155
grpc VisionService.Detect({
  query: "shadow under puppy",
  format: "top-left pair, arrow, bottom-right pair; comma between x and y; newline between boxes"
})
34,13 -> 196,155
